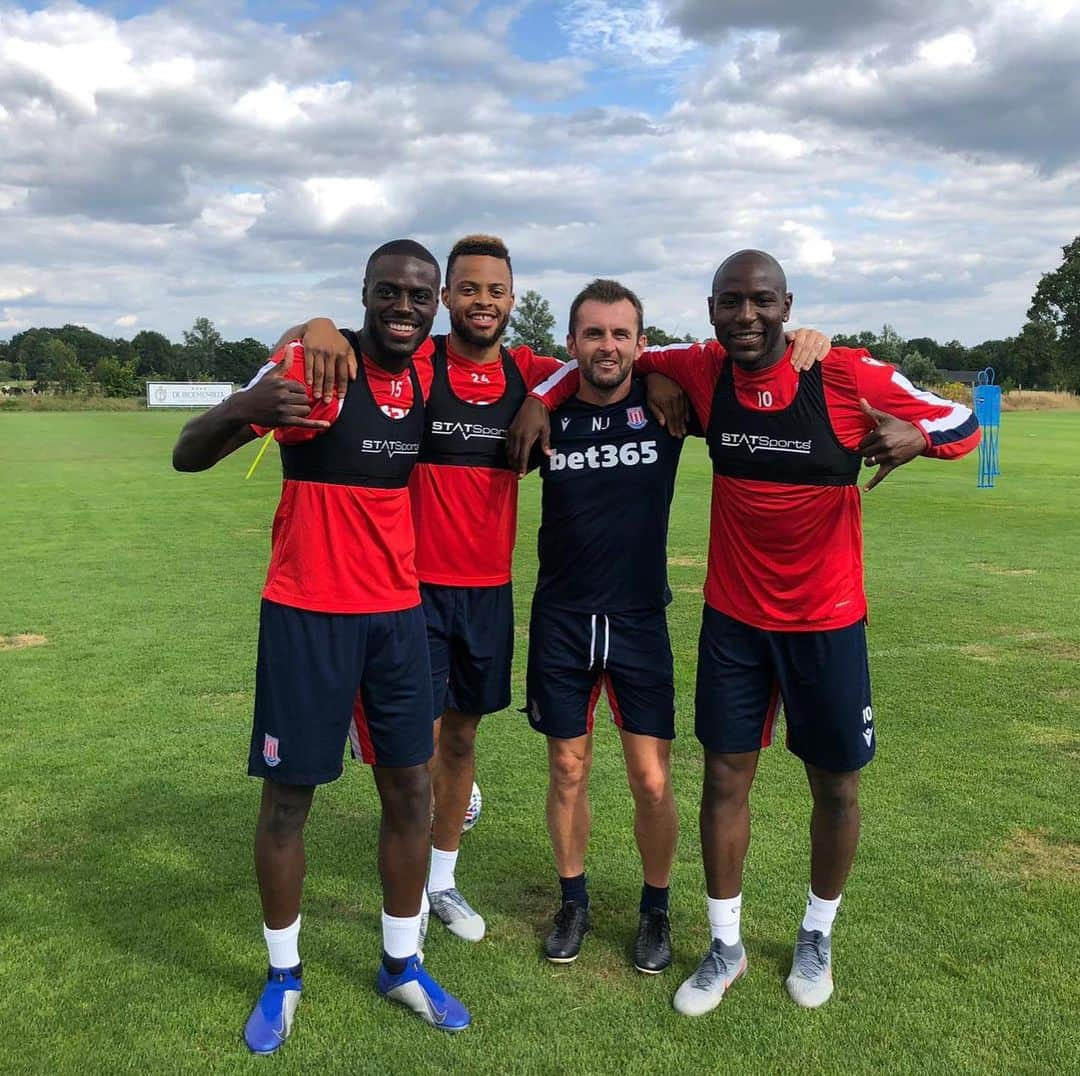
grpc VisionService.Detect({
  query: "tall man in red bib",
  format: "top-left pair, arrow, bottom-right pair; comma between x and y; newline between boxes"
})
524,250 -> 979,1012
172,240 -> 471,1052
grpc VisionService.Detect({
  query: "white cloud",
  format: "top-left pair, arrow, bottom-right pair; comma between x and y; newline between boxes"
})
559,0 -> 696,66
917,31 -> 977,67
0,0 -> 1076,349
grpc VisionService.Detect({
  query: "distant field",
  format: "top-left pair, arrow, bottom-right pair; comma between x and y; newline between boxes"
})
2,411 -> 1078,1075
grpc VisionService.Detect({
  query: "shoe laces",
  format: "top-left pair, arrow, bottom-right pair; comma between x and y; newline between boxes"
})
437,889 -> 471,916
554,903 -> 583,931
692,950 -> 723,988
641,909 -> 668,945
793,932 -> 829,978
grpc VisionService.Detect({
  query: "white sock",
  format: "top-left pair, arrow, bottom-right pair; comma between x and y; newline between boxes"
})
427,846 -> 458,894
421,888 -> 430,917
707,894 -> 742,947
802,888 -> 841,936
381,909 -> 422,961
263,915 -> 301,969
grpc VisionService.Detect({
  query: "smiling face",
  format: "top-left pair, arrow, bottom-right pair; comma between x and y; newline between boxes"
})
568,298 -> 645,402
443,253 -> 514,351
708,253 -> 792,371
362,254 -> 440,367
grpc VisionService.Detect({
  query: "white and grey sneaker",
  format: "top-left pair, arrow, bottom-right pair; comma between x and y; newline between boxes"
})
673,939 -> 747,1016
785,927 -> 833,1008
428,888 -> 486,942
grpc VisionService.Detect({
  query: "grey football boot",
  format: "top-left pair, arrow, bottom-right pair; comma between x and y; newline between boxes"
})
785,927 -> 834,1008
428,888 -> 486,941
673,939 -> 748,1015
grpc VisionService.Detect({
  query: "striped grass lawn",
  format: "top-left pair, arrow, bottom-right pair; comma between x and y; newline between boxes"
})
1,410 -> 1078,1075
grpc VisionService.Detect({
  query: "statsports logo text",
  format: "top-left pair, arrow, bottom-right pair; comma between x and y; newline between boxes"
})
720,433 -> 812,455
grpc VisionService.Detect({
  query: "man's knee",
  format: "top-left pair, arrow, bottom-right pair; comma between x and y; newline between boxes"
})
437,713 -> 480,765
702,752 -> 756,807
627,766 -> 670,810
809,768 -> 860,817
259,782 -> 314,841
377,764 -> 432,823
548,740 -> 590,791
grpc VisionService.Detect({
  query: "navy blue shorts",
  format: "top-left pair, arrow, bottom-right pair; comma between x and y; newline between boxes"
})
526,604 -> 675,740
422,582 -> 513,718
249,599 -> 434,784
695,605 -> 874,773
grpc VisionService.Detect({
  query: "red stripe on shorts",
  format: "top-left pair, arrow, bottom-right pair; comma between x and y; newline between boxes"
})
350,692 -> 376,765
604,673 -> 625,729
585,677 -> 603,735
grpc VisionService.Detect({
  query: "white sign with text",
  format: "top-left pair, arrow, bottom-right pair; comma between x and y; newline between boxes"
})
146,382 -> 233,408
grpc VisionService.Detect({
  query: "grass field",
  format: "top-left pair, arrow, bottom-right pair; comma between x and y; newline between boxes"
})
2,411 -> 1078,1075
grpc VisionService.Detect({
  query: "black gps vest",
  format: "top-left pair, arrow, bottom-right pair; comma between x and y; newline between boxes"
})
279,331 -> 424,489
417,336 -> 526,470
535,379 -> 683,613
706,360 -> 861,486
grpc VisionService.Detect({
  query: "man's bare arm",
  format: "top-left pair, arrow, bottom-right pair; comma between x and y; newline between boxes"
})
172,355 -> 329,472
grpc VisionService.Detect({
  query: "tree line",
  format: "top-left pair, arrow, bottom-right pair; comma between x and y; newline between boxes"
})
507,236 -> 1080,393
4,236 -> 1078,396
0,317 -> 267,397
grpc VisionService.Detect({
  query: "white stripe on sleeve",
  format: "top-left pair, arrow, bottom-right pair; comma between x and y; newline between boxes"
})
532,359 -> 578,399
889,369 -> 974,434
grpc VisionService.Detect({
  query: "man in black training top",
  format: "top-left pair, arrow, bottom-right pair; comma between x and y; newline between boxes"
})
526,279 -> 685,974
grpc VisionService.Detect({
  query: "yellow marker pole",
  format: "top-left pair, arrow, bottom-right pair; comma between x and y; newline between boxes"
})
245,432 -> 275,480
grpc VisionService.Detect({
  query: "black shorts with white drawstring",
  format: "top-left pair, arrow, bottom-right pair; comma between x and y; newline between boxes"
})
524,602 -> 675,740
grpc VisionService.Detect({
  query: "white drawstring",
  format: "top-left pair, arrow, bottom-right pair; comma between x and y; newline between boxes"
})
588,614 -> 611,670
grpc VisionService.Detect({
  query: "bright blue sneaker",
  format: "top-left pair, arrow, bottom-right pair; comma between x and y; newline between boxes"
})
244,964 -> 303,1055
376,956 -> 471,1032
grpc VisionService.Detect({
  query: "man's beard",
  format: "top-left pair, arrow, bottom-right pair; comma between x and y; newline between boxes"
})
581,362 -> 631,391
451,308 -> 510,348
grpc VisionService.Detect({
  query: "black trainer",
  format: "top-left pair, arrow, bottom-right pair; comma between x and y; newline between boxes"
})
544,901 -> 590,963
633,908 -> 672,974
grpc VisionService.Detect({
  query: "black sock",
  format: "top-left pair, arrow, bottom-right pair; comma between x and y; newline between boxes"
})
559,872 -> 589,907
640,883 -> 669,915
381,951 -> 408,975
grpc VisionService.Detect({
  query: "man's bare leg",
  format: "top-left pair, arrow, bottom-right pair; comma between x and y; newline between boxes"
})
427,709 -> 486,939
543,734 -> 593,962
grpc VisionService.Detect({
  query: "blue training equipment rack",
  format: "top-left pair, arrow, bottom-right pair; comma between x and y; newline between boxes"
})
972,367 -> 1001,488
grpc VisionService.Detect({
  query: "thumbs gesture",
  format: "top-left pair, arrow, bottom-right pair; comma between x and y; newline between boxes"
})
237,348 -> 331,430
857,398 -> 927,491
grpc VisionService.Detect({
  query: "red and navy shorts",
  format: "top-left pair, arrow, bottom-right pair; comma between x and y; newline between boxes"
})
421,581 -> 514,718
525,603 -> 675,741
249,599 -> 434,785
695,605 -> 874,773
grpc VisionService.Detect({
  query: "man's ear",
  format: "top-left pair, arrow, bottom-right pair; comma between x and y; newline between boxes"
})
707,295 -> 715,322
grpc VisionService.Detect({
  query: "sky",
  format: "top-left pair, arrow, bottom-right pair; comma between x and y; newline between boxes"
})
1,0 -> 1078,346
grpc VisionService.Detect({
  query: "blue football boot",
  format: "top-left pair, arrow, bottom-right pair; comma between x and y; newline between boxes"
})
243,963 -> 303,1054
376,956 -> 471,1032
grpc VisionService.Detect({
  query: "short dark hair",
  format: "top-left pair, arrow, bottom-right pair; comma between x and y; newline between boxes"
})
365,239 -> 440,284
568,278 -> 644,337
445,234 -> 513,288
